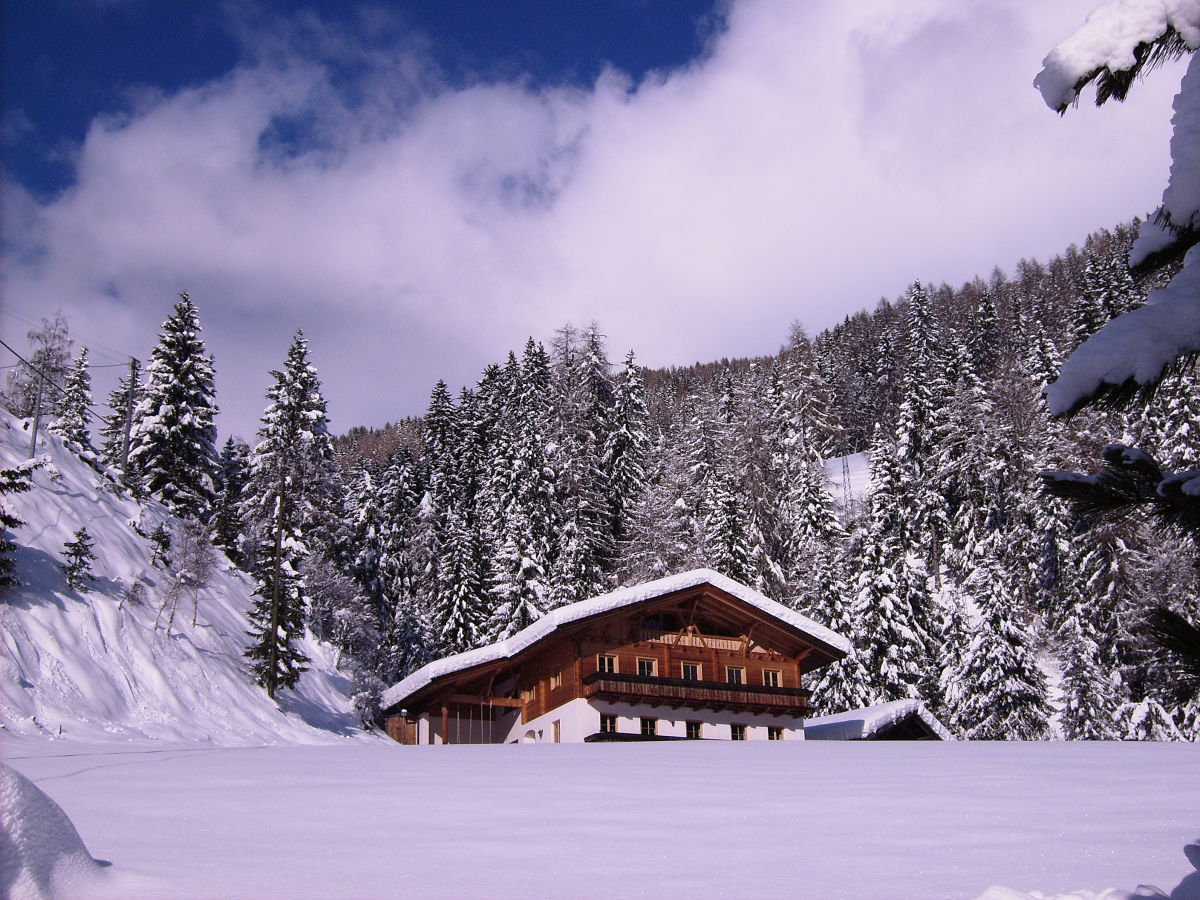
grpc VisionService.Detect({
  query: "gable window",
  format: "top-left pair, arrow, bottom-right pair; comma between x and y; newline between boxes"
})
731,723 -> 747,741
597,654 -> 617,674
762,669 -> 781,687
637,657 -> 658,677
726,666 -> 745,685
550,670 -> 563,689
768,726 -> 783,741
681,662 -> 701,681
600,714 -> 618,734
686,721 -> 703,740
640,717 -> 658,736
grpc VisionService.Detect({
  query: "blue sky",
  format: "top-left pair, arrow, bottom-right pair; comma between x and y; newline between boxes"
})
1,0 -> 1188,438
4,1 -> 720,199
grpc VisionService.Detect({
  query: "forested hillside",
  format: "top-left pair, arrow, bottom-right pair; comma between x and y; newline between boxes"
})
3,221 -> 1196,741
323,221 -> 1196,739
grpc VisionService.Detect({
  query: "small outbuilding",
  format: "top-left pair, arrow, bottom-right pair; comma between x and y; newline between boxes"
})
803,699 -> 951,741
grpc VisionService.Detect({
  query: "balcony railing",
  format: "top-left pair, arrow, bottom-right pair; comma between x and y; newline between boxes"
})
582,670 -> 810,715
637,629 -> 748,651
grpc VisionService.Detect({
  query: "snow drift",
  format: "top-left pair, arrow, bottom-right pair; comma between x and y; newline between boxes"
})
0,412 -> 360,744
0,762 -> 107,900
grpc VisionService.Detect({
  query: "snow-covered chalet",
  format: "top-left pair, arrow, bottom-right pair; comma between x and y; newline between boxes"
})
379,569 -> 853,744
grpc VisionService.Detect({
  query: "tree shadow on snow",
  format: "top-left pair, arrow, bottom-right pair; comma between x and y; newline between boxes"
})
2,545 -> 124,610
276,690 -> 360,737
1170,843 -> 1200,900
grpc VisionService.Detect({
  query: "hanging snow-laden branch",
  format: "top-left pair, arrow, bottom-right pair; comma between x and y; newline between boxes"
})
1036,0 -> 1200,416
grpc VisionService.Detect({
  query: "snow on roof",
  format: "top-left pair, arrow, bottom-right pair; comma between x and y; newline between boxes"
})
381,569 -> 851,711
804,700 -> 953,742
1034,0 -> 1200,112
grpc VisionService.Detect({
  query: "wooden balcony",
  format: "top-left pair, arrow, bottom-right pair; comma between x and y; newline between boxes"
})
582,671 -> 811,715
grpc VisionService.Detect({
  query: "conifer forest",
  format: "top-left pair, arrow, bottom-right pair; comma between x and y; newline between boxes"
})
4,220 -> 1198,741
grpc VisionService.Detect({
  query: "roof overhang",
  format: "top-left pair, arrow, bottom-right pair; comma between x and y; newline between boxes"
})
380,569 -> 850,717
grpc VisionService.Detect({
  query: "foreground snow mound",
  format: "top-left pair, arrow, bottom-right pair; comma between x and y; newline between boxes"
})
0,762 -> 105,900
978,841 -> 1200,900
0,413 -> 360,745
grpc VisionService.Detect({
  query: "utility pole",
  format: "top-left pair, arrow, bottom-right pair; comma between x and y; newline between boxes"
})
121,357 -> 138,475
28,368 -> 45,460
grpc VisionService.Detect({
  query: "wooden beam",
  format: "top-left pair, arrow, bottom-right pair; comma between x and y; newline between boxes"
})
441,704 -> 450,746
448,694 -> 526,708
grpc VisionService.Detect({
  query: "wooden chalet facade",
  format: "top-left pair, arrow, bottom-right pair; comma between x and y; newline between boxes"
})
379,570 -> 851,744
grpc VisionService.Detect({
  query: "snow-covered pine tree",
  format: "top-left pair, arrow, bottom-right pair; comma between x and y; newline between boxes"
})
484,342 -> 556,630
704,466 -> 756,586
48,347 -> 94,454
617,431 -> 706,584
604,350 -> 651,552
1,461 -> 39,588
432,506 -> 490,654
895,282 -> 953,584
211,437 -> 250,565
948,533 -> 1053,740
243,331 -> 335,698
128,293 -> 219,520
547,325 -> 614,605
1056,607 -> 1123,739
99,358 -> 143,473
61,528 -> 96,590
1118,698 -> 1183,741
848,430 -> 936,705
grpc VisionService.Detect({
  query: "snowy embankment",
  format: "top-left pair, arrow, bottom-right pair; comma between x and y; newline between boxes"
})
0,412 -> 360,744
4,739 -> 1199,900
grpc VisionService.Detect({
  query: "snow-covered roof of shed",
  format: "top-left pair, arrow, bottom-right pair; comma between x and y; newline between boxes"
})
804,700 -> 953,742
381,569 -> 851,711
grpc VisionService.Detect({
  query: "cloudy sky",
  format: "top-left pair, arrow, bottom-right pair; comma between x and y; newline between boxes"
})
1,0 -> 1188,439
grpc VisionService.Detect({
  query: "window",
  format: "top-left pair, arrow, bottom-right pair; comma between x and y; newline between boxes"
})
597,654 -> 617,673
762,669 -> 781,687
681,662 -> 701,681
768,726 -> 784,741
731,723 -> 747,741
550,670 -> 562,689
637,657 -> 658,677
600,714 -> 618,734
640,717 -> 658,736
686,721 -> 703,740
726,666 -> 745,685
552,720 -> 561,743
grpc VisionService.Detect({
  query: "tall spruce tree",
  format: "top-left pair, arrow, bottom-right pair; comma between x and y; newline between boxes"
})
211,437 -> 251,565
948,533 -> 1053,740
99,358 -> 143,472
49,347 -> 94,454
128,293 -> 219,519
243,331 -> 335,698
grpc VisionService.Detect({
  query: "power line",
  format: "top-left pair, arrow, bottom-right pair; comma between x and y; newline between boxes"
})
0,338 -> 117,428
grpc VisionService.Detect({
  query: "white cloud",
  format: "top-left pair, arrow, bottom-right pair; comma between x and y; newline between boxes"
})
1,0 -> 1187,436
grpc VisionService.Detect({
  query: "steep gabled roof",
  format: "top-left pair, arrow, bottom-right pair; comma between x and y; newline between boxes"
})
380,569 -> 851,713
804,700 -> 952,741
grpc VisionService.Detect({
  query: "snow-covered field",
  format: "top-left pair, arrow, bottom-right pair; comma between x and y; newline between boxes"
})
4,737 -> 1199,900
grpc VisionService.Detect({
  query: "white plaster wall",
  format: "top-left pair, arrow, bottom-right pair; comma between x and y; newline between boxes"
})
589,700 -> 805,741
504,697 -> 597,744
412,700 -> 804,744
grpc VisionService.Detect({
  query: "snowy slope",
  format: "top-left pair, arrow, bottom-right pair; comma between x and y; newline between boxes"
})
0,413 -> 361,745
